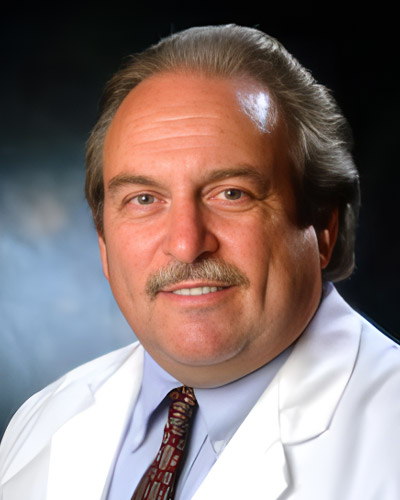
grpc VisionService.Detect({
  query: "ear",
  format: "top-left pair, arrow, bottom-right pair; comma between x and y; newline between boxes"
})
317,208 -> 339,270
98,233 -> 110,280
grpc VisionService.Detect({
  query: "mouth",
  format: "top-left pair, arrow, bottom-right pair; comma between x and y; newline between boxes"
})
171,286 -> 226,296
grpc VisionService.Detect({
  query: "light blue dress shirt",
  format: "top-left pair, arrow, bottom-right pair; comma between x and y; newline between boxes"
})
107,346 -> 292,499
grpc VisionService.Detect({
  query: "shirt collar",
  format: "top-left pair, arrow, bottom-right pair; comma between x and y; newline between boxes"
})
134,347 -> 292,455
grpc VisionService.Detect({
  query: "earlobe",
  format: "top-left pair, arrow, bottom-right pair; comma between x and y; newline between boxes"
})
98,233 -> 110,280
317,208 -> 339,270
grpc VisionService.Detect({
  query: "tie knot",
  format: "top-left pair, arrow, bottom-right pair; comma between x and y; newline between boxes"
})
169,386 -> 197,406
167,386 -> 197,437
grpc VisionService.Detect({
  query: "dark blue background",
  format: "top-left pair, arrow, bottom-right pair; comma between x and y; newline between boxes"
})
1,5 -> 399,438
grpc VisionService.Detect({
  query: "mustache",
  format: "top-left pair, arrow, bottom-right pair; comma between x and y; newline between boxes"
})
145,258 -> 250,299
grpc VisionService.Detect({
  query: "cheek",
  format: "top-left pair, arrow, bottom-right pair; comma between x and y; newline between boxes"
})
278,227 -> 322,308
261,224 -> 321,296
293,226 -> 321,270
257,225 -> 322,339
101,229 -> 146,299
219,216 -> 271,263
106,223 -> 158,270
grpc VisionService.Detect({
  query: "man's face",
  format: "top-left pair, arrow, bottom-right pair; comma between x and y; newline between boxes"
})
99,72 -> 331,387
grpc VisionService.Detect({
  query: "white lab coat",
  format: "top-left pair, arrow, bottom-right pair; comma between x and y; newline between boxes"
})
1,284 -> 399,499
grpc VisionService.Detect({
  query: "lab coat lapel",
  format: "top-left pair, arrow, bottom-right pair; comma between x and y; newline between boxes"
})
192,380 -> 289,500
46,346 -> 143,500
278,285 -> 361,445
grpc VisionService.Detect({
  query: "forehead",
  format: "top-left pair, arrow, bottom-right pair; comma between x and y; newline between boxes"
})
103,72 -> 288,182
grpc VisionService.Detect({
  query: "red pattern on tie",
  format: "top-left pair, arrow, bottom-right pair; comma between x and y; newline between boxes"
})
131,386 -> 197,500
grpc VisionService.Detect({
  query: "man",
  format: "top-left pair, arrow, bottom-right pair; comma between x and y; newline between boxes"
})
0,25 -> 399,500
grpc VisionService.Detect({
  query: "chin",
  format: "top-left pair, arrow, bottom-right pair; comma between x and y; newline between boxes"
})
158,331 -> 247,368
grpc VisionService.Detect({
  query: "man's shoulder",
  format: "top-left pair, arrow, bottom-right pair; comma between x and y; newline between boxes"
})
315,285 -> 400,426
337,288 -> 400,375
320,283 -> 399,351
274,288 -> 400,498
7,340 -> 141,421
327,284 -> 400,370
56,341 -> 142,386
350,311 -> 400,402
0,342 -> 142,478
287,284 -> 400,430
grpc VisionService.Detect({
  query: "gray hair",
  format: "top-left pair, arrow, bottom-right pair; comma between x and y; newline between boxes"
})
85,24 -> 360,282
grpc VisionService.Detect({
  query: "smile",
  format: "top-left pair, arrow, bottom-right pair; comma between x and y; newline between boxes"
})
172,286 -> 225,296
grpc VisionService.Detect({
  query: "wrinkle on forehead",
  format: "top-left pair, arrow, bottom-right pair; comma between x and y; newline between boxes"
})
122,114 -> 228,137
110,113 -> 249,156
104,73 -> 279,163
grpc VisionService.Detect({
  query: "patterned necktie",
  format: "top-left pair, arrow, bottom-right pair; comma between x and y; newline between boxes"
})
131,386 -> 197,500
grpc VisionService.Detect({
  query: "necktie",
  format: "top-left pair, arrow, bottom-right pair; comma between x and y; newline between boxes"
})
132,386 -> 197,500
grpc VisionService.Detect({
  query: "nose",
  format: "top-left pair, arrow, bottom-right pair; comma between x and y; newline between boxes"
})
162,198 -> 219,263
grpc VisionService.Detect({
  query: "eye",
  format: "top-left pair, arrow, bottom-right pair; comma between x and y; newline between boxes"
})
132,193 -> 155,205
221,188 -> 244,200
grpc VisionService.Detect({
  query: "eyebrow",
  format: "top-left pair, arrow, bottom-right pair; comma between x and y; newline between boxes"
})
107,165 -> 270,196
206,166 -> 270,191
108,174 -> 163,197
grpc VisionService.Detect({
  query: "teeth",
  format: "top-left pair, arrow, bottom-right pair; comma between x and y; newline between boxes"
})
172,286 -> 223,296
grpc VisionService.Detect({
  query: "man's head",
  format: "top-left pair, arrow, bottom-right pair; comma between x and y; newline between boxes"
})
86,24 -> 359,283
85,26 -> 360,386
